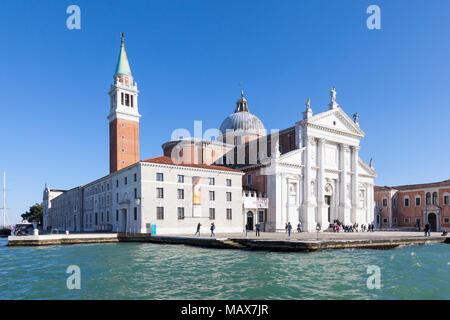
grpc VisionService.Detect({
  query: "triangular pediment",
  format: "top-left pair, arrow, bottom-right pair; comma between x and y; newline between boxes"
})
308,108 -> 365,137
277,148 -> 304,167
358,158 -> 377,177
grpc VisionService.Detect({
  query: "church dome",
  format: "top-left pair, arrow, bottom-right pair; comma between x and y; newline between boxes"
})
219,90 -> 265,135
220,112 -> 265,134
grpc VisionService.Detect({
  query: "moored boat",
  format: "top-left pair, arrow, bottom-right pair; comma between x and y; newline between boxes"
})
0,226 -> 11,237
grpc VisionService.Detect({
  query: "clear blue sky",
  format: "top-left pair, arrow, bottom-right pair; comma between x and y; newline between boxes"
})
1,0 -> 450,224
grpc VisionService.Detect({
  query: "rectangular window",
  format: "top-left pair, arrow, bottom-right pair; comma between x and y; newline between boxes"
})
226,179 -> 232,187
178,175 -> 184,183
178,207 -> 185,220
134,207 -> 137,220
177,189 -> 184,200
209,177 -> 215,185
226,208 -> 232,220
124,177 -> 127,185
209,208 -> 215,220
382,199 -> 387,207
116,210 -> 119,221
209,191 -> 215,201
95,213 -> 98,225
121,92 -> 124,105
444,196 -> 449,205
157,188 -> 164,199
404,198 -> 409,207
125,94 -> 130,106
404,218 -> 410,223
116,180 -> 119,187
134,188 -> 138,199
383,218 -> 388,223
107,211 -> 110,222
226,192 -> 232,201
134,173 -> 137,182
416,197 -> 421,206
156,173 -> 164,181
116,193 -> 119,203
247,175 -> 252,185
131,95 -> 134,107
157,207 -> 164,220
444,217 -> 450,223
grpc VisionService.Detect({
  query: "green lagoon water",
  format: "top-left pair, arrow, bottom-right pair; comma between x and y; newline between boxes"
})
0,237 -> 448,300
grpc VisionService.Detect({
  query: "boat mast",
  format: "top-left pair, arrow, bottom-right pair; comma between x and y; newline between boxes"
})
1,171 -> 10,227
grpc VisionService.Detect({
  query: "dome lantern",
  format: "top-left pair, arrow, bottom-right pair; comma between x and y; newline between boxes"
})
219,90 -> 265,137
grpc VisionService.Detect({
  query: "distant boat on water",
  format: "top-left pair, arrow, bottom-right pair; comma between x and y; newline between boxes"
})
0,227 -> 11,237
0,171 -> 11,237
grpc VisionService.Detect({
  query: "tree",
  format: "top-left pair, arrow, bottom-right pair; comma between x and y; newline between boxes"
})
21,203 -> 43,225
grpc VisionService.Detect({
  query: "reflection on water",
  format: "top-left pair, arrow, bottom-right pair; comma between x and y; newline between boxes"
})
0,238 -> 448,300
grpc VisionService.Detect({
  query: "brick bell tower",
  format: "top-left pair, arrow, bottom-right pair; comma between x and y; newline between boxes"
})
108,33 -> 141,173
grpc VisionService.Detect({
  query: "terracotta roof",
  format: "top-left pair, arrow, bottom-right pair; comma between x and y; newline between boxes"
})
374,186 -> 395,192
375,179 -> 450,192
141,156 -> 243,173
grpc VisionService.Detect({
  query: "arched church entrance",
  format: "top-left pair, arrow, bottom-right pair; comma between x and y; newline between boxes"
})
428,213 -> 437,232
246,211 -> 254,231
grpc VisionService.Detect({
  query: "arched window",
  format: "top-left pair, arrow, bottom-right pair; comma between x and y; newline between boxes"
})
426,192 -> 431,205
432,192 -> 438,205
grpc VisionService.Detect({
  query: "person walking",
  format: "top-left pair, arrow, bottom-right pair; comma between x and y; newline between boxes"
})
424,223 -> 429,237
255,223 -> 260,237
285,223 -> 288,233
287,222 -> 292,237
195,223 -> 201,237
297,221 -> 302,233
245,223 -> 249,238
210,222 -> 215,237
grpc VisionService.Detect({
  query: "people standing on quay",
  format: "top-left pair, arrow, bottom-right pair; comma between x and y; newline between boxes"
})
255,223 -> 260,237
195,223 -> 201,237
210,222 -> 215,237
287,222 -> 292,237
245,223 -> 249,238
297,221 -> 302,233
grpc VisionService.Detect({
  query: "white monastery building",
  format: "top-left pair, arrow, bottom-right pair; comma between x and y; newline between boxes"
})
43,35 -> 377,234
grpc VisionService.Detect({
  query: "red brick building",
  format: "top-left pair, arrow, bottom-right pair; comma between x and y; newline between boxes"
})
374,179 -> 450,231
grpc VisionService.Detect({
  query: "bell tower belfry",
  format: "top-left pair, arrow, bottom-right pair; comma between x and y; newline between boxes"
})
108,33 -> 141,173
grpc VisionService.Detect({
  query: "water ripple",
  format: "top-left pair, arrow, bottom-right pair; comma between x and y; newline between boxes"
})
0,238 -> 449,299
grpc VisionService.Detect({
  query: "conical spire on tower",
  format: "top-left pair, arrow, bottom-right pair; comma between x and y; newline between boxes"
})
115,33 -> 132,77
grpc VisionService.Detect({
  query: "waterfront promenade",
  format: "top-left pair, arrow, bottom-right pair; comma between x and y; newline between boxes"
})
8,231 -> 449,251
162,231 -> 445,241
122,231 -> 449,251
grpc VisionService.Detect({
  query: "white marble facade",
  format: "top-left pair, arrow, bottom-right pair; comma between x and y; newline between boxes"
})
261,94 -> 377,232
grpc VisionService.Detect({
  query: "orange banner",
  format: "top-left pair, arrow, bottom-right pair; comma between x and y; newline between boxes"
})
193,177 -> 202,205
